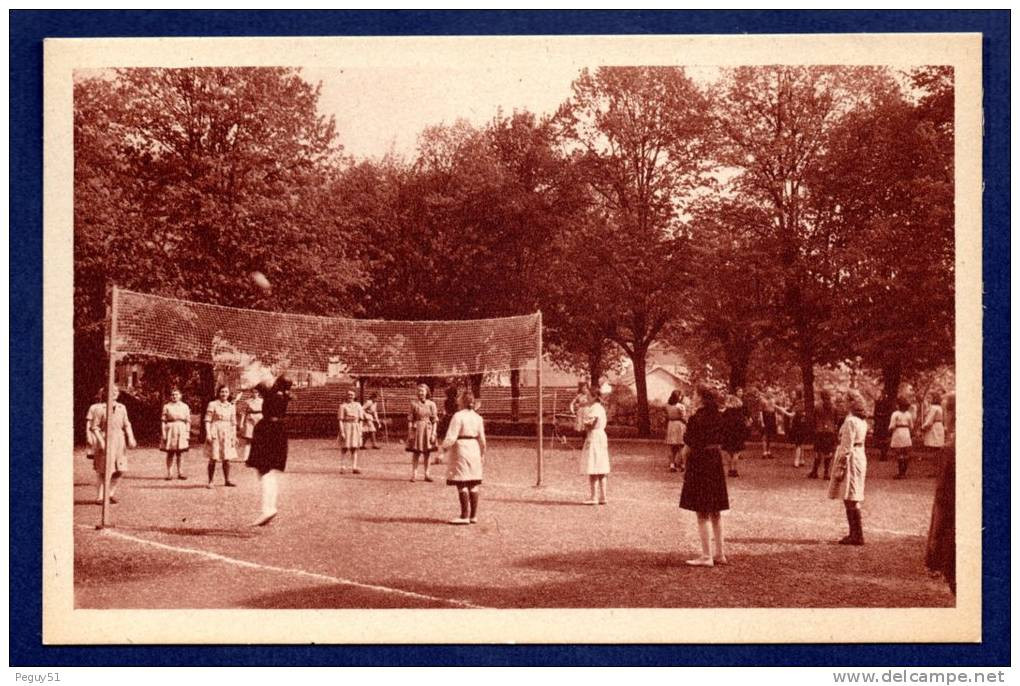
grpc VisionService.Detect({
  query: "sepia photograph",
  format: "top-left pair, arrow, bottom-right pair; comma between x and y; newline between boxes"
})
38,30 -> 985,646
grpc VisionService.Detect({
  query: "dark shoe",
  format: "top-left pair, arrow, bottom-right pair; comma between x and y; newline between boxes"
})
837,535 -> 855,545
177,474 -> 188,480
252,511 -> 277,527
109,496 -> 118,504
424,476 -> 434,482
164,475 -> 173,481
669,464 -> 678,472
224,481 -> 237,487
352,469 -> 362,475
806,472 -> 818,479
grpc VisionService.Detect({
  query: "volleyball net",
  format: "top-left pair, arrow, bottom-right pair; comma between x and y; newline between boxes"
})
110,288 -> 542,379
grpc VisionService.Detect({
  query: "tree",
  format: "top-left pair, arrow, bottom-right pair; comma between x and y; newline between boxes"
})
820,67 -> 954,402
555,67 -> 713,436
712,65 -> 894,424
74,67 -> 367,431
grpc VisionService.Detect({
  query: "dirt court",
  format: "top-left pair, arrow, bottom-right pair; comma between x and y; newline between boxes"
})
73,437 -> 955,609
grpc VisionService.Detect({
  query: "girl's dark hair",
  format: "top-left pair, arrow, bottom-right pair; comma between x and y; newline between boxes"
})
216,385 -> 229,395
460,390 -> 475,410
930,392 -> 942,405
446,386 -> 459,399
577,381 -> 589,392
667,391 -> 681,406
169,387 -> 182,397
897,397 -> 911,412
697,384 -> 720,410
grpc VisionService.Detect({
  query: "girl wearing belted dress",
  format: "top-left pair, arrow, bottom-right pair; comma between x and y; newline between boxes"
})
338,389 -> 365,474
204,385 -> 238,488
889,397 -> 914,479
828,391 -> 869,545
89,388 -> 136,504
664,391 -> 687,472
361,392 -> 381,450
238,387 -> 264,464
161,388 -> 191,480
580,383 -> 611,505
679,384 -> 729,567
407,384 -> 438,482
442,389 -> 487,524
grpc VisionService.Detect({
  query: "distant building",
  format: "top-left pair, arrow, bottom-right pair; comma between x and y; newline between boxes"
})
609,344 -> 692,404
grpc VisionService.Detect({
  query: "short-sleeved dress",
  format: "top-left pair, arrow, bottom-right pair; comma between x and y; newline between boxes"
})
888,410 -> 913,449
828,414 -> 868,502
361,399 -> 380,434
205,399 -> 238,462
922,405 -> 946,448
90,402 -> 135,476
240,395 -> 263,441
406,398 -> 438,453
338,400 -> 365,449
721,405 -> 748,453
85,402 -> 105,458
665,403 -> 687,446
161,400 -> 191,452
246,377 -> 292,475
579,402 -> 610,475
679,407 -> 729,512
443,408 -> 486,486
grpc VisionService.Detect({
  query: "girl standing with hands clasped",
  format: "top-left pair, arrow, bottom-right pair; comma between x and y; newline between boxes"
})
338,389 -> 365,474
580,383 -> 611,505
204,385 -> 238,488
407,384 -> 438,482
442,389 -> 487,524
679,384 -> 730,566
161,388 -> 191,480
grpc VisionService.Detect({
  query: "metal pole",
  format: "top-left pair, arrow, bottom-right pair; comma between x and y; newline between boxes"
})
100,286 -> 119,529
536,310 -> 543,487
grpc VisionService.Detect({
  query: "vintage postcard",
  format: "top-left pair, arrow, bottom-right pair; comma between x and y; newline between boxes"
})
42,32 -> 981,644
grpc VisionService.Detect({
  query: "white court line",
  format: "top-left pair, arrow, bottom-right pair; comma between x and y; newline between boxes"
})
78,525 -> 489,609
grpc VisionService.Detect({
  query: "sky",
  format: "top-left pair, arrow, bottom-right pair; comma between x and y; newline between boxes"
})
305,64 -> 586,161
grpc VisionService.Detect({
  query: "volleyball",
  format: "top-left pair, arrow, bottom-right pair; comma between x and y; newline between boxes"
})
251,271 -> 272,291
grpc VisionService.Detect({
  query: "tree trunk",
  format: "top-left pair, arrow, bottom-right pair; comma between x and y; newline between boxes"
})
587,347 -> 603,391
799,347 -> 815,431
631,346 -> 651,437
727,343 -> 750,392
510,369 -> 520,424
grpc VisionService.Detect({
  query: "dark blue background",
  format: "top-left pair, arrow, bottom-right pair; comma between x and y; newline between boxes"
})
9,10 -> 1010,667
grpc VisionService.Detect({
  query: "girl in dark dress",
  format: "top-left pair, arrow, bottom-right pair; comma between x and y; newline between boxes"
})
721,394 -> 747,477
680,384 -> 730,567
243,365 -> 293,527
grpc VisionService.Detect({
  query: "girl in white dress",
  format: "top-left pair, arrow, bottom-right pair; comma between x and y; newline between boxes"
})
580,384 -> 611,505
922,393 -> 946,449
888,397 -> 914,479
338,389 -> 365,474
204,385 -> 238,488
161,388 -> 191,480
828,390 -> 869,545
442,390 -> 487,524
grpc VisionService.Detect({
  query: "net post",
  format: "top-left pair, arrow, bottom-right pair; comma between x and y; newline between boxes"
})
100,286 -> 120,529
536,310 -> 543,487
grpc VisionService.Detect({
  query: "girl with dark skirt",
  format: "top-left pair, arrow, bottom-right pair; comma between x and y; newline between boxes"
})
679,384 -> 730,567
242,363 -> 293,527
808,391 -> 839,480
664,391 -> 687,472
721,394 -> 747,477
